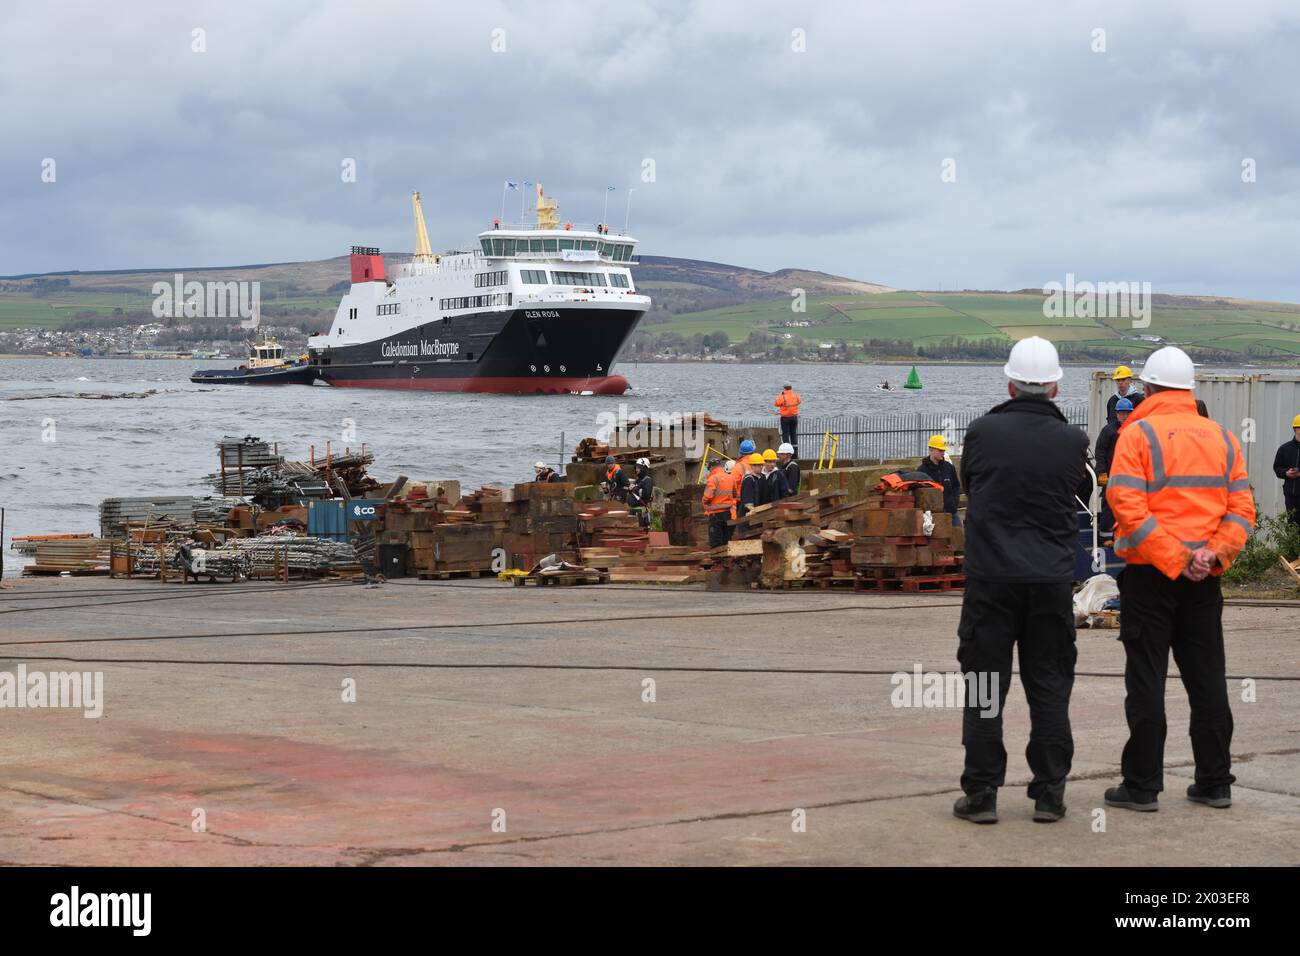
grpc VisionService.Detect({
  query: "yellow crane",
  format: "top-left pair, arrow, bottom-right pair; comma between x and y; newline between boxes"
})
411,191 -> 436,262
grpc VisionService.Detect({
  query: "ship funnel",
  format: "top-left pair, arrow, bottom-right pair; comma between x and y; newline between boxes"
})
350,246 -> 387,283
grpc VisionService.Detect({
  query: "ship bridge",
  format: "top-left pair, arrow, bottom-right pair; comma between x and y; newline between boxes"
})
476,226 -> 638,265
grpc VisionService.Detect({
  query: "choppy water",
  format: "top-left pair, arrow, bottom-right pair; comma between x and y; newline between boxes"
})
0,357 -> 1142,573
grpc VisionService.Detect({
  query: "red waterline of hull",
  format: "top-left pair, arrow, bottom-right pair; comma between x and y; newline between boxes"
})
323,374 -> 630,396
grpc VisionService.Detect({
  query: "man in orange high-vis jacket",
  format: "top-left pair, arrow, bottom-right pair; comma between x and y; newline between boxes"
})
701,456 -> 735,548
774,384 -> 801,456
1102,347 -> 1254,814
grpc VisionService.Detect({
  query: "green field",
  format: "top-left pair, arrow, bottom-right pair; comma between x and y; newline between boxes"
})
654,291 -> 1300,360
0,291 -> 339,330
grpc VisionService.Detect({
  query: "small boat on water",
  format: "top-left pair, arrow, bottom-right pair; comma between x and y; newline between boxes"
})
190,334 -> 318,385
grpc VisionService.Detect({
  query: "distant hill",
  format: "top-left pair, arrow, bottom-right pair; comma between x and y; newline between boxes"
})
0,254 -> 890,330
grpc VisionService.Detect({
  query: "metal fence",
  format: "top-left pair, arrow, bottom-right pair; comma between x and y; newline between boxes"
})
733,405 -> 1089,462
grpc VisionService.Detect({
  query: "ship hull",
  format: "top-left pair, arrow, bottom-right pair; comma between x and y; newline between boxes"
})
309,304 -> 643,395
190,364 -> 319,385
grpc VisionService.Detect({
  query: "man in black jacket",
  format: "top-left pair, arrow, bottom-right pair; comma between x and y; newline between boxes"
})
1106,365 -> 1144,425
777,443 -> 800,494
917,434 -> 960,520
952,336 -> 1092,826
628,458 -> 655,528
1093,397 -> 1132,536
1274,415 -> 1300,533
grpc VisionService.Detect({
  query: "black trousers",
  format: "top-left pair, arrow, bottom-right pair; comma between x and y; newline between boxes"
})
957,578 -> 1077,797
1118,564 -> 1234,793
707,512 -> 732,549
779,416 -> 798,455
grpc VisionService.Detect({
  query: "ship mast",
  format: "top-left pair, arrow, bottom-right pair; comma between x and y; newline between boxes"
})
535,182 -> 560,230
411,191 -> 435,262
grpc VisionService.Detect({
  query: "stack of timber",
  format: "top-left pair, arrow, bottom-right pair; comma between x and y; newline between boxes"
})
581,530 -> 711,584
409,486 -> 509,578
22,538 -> 112,576
846,486 -> 965,592
503,481 -> 579,570
664,483 -> 710,548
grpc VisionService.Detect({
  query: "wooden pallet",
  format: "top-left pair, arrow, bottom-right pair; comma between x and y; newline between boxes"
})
511,570 -> 609,587
855,573 -> 965,592
770,575 -> 859,590
417,568 -> 494,580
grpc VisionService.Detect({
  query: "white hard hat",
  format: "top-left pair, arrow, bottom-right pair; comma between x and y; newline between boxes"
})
777,442 -> 794,455
1139,346 -> 1195,390
723,460 -> 735,472
636,457 -> 650,467
534,461 -> 546,470
1003,335 -> 1063,384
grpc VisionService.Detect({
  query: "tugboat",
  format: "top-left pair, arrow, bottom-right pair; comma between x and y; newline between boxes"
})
190,308 -> 318,385
307,186 -> 649,395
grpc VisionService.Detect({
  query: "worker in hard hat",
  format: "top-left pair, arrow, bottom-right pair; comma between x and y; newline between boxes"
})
730,439 -> 756,514
1093,397 -> 1133,539
533,461 -> 561,483
776,442 -> 800,494
1107,365 -> 1144,425
701,455 -> 735,548
602,455 -> 629,502
627,457 -> 655,528
953,336 -> 1092,826
1273,414 -> 1300,533
758,448 -> 790,503
774,384 -> 801,456
1103,347 -> 1253,814
736,452 -> 765,520
916,434 -> 960,521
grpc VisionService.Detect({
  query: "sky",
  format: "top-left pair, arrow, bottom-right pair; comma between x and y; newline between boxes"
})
3,0 -> 1300,299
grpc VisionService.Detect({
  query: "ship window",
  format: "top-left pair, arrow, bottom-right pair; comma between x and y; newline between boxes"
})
581,240 -> 597,251
521,269 -> 547,284
543,238 -> 558,252
529,239 -> 543,252
610,273 -> 629,288
502,238 -> 516,256
491,238 -> 504,256
558,239 -> 574,251
480,239 -> 491,256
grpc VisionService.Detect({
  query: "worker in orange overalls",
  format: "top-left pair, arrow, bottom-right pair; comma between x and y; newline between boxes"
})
701,455 -> 735,548
1103,347 -> 1254,814
774,384 -> 801,456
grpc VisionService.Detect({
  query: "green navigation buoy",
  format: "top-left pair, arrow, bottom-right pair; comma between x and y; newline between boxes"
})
903,366 -> 923,389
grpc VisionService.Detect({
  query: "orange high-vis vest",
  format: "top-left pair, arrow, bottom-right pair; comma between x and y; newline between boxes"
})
729,460 -> 747,519
1105,389 -> 1254,580
775,388 -> 801,417
701,466 -> 735,515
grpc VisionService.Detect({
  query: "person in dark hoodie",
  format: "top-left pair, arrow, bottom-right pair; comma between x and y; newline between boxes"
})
917,434 -> 961,522
952,336 -> 1092,827
628,457 -> 655,529
1093,396 -> 1133,537
1275,414 -> 1300,533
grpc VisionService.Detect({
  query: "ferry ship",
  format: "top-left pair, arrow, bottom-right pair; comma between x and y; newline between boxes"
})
307,186 -> 650,394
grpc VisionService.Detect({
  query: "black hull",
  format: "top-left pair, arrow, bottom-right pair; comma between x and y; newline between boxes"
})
191,365 -> 319,385
309,305 -> 644,394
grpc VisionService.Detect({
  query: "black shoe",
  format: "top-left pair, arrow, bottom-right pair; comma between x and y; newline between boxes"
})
1033,792 -> 1067,823
1187,783 -> 1231,808
1104,784 -> 1158,812
953,790 -> 998,824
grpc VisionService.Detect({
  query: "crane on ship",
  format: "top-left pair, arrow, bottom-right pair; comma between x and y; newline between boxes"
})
411,191 -> 437,263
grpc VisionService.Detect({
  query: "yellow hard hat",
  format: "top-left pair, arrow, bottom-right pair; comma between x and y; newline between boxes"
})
748,453 -> 764,466
762,448 -> 777,461
1112,365 -> 1133,381
1293,414 -> 1300,428
927,434 -> 947,451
